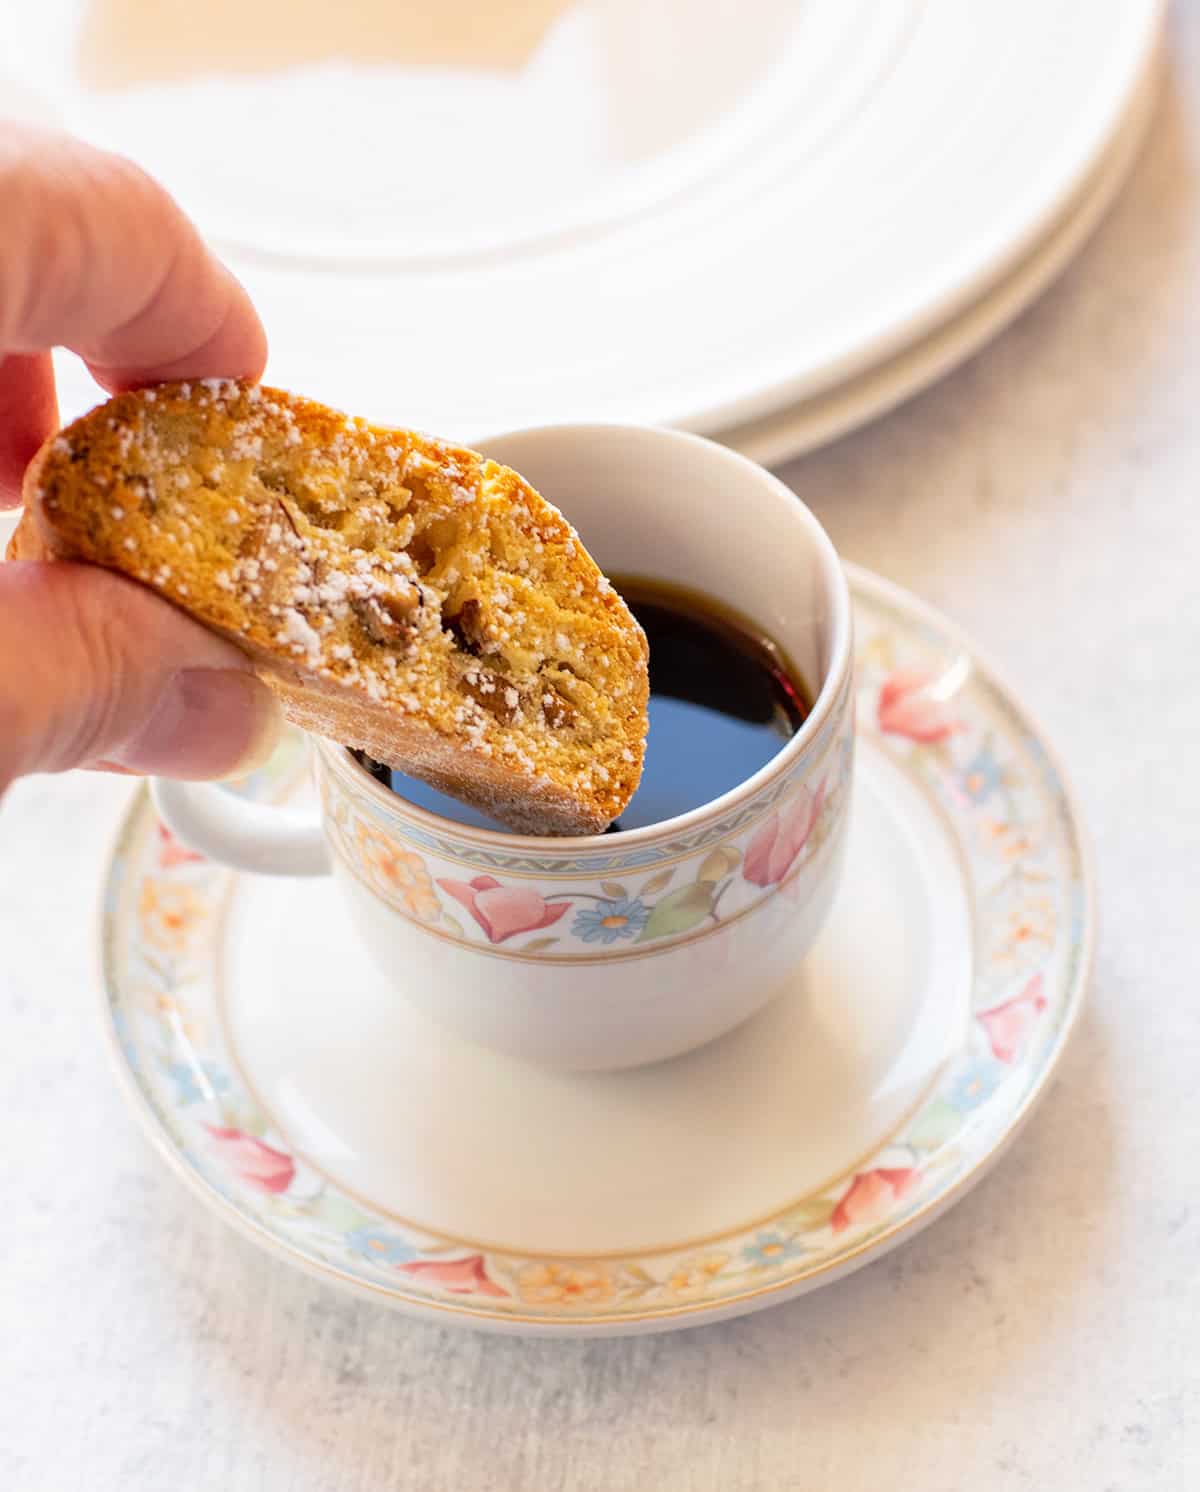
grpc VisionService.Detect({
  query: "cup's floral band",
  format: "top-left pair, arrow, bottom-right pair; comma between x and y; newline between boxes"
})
318,691 -> 854,962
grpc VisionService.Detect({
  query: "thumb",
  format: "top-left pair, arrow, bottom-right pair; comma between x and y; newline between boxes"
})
0,561 -> 282,791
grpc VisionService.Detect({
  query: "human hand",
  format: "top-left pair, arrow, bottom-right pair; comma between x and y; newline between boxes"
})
0,124 -> 281,794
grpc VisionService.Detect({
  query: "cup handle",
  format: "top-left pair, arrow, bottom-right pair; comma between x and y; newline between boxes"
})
150,778 -> 331,877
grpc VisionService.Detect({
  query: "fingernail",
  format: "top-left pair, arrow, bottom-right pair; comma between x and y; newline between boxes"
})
117,669 -> 284,779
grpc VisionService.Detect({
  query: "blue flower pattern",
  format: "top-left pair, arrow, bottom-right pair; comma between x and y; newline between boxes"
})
961,742 -> 1003,804
571,897 -> 650,945
166,1058 -> 230,1106
345,1225 -> 417,1266
742,1231 -> 803,1267
948,1058 -> 1004,1112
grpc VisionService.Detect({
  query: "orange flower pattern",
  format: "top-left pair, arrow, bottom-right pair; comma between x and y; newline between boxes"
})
138,877 -> 206,954
516,1261 -> 615,1307
666,1253 -> 730,1295
355,821 -> 441,922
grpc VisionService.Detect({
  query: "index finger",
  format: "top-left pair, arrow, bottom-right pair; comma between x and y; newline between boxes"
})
0,125 -> 267,503
0,125 -> 267,387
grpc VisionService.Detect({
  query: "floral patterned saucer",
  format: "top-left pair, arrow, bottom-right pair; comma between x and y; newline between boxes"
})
100,567 -> 1092,1335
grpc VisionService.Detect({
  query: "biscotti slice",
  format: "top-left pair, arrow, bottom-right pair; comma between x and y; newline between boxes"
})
13,380 -> 648,833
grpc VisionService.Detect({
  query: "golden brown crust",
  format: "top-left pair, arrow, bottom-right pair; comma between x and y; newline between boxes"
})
10,381 -> 648,833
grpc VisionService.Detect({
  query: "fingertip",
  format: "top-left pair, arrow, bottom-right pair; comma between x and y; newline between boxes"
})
89,261 -> 269,393
115,668 -> 285,780
224,266 -> 271,383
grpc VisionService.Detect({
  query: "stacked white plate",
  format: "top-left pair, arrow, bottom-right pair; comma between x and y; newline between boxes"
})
3,0 -> 1165,461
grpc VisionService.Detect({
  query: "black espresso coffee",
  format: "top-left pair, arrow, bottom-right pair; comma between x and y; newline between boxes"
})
355,576 -> 810,834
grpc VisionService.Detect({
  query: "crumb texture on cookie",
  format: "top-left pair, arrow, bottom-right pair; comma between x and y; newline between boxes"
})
20,381 -> 648,833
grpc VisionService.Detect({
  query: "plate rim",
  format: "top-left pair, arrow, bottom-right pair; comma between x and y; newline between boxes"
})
93,564 -> 1096,1336
722,41 -> 1162,467
669,0 -> 1166,436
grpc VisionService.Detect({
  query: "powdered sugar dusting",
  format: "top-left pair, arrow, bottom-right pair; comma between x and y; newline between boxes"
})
278,607 -> 322,662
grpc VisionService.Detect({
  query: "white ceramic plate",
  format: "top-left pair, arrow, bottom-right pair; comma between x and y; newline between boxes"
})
3,0 -> 1162,438
0,60 -> 1152,569
99,567 -> 1093,1335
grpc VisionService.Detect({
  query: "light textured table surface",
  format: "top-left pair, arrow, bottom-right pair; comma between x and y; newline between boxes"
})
4,25 -> 1200,1492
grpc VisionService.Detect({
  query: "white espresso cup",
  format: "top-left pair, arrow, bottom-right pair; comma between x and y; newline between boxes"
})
154,424 -> 854,1070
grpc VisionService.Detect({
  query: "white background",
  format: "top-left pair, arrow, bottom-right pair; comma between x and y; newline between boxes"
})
2,15 -> 1199,1492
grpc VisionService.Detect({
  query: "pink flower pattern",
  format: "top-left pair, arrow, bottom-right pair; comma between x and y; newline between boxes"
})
877,668 -> 964,743
437,875 -> 570,944
398,1254 -> 507,1297
831,1167 -> 920,1233
156,822 -> 204,869
206,1126 -> 295,1194
978,974 -> 1047,1063
743,780 -> 827,888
